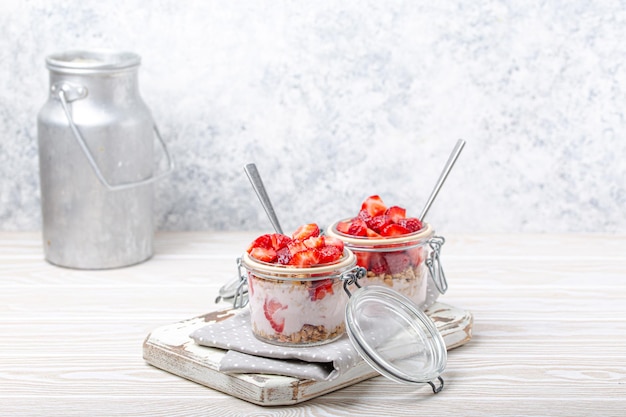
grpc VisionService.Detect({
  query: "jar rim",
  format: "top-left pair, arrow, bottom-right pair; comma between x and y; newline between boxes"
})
325,219 -> 434,247
241,248 -> 356,277
46,49 -> 141,73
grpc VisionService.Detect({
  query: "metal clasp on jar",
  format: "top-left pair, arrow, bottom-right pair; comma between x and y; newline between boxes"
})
340,266 -> 367,297
214,257 -> 249,308
425,236 -> 448,295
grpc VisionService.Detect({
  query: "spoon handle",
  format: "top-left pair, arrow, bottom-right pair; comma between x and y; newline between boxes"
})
244,163 -> 284,235
419,139 -> 466,222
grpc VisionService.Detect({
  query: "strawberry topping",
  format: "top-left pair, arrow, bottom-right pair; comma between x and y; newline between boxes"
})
247,223 -> 343,266
336,195 -> 422,238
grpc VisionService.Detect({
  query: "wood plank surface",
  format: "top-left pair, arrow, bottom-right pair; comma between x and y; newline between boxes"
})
1,232 -> 625,416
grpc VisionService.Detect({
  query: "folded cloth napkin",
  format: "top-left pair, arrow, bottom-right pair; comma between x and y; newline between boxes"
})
189,310 -> 363,381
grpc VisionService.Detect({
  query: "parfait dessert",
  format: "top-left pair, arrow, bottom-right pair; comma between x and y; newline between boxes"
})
326,195 -> 440,308
241,223 -> 358,346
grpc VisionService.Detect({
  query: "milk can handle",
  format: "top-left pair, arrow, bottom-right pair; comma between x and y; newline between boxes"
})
54,83 -> 174,191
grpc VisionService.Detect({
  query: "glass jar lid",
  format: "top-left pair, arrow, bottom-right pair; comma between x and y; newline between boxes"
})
344,285 -> 447,392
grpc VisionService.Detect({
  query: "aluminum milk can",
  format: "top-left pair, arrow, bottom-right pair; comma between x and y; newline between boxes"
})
37,50 -> 172,269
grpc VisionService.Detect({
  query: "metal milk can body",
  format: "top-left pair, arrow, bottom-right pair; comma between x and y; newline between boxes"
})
37,50 -> 165,269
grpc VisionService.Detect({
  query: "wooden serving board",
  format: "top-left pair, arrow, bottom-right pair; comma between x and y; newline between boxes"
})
143,302 -> 473,406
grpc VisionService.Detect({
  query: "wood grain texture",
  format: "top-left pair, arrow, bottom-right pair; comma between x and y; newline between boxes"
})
1,232 -> 626,416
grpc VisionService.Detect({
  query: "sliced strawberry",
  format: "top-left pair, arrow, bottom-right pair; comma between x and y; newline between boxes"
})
323,236 -> 344,252
385,206 -> 406,223
397,217 -> 423,233
303,236 -> 325,249
369,252 -> 388,275
384,251 -> 411,274
276,246 -> 293,265
368,214 -> 391,233
309,278 -> 334,301
361,195 -> 387,217
249,247 -> 277,262
380,223 -> 411,237
356,209 -> 372,224
318,245 -> 342,264
354,251 -> 371,269
347,218 -> 368,237
246,234 -> 273,252
287,240 -> 307,256
271,233 -> 292,250
289,248 -> 321,267
366,228 -> 383,238
406,246 -> 425,266
263,297 -> 287,332
292,223 -> 320,241
336,221 -> 352,234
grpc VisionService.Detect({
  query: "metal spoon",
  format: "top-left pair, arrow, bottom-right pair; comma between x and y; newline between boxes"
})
419,139 -> 466,222
215,163 -> 283,304
244,163 -> 284,234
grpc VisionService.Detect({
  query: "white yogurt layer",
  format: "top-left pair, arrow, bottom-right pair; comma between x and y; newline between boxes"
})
248,274 -> 346,343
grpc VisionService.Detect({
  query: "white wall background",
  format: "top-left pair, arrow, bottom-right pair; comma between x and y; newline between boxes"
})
1,0 -> 625,234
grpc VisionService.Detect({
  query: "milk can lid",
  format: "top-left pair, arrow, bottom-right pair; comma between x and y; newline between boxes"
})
46,49 -> 141,72
344,285 -> 447,393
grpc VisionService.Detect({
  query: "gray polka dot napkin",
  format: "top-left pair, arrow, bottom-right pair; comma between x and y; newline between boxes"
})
189,310 -> 361,381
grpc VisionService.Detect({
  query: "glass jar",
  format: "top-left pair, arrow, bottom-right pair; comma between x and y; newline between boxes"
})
239,249 -> 361,347
233,246 -> 448,392
325,220 -> 447,309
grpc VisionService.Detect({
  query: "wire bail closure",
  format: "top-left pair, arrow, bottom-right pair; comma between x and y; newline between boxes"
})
425,236 -> 448,295
232,257 -> 250,309
341,266 -> 367,297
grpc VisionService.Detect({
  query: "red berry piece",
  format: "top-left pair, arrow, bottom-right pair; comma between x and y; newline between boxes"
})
270,233 -> 292,250
356,209 -> 372,224
287,240 -> 307,256
309,278 -> 334,301
384,251 -> 411,274
249,247 -> 277,263
303,236 -> 325,249
347,218 -> 368,236
397,217 -> 423,232
289,248 -> 321,267
406,246 -> 424,266
361,195 -> 387,217
263,297 -> 287,332
336,221 -> 352,234
318,245 -> 342,264
369,252 -> 388,275
380,223 -> 411,237
323,236 -> 344,252
355,251 -> 371,269
292,223 -> 320,241
368,214 -> 391,233
246,234 -> 273,252
385,206 -> 406,223
276,246 -> 292,265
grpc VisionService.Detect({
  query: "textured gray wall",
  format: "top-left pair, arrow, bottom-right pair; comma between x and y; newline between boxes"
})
1,0 -> 625,234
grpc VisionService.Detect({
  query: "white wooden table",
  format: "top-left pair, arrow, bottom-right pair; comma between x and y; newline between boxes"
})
1,232 -> 625,416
